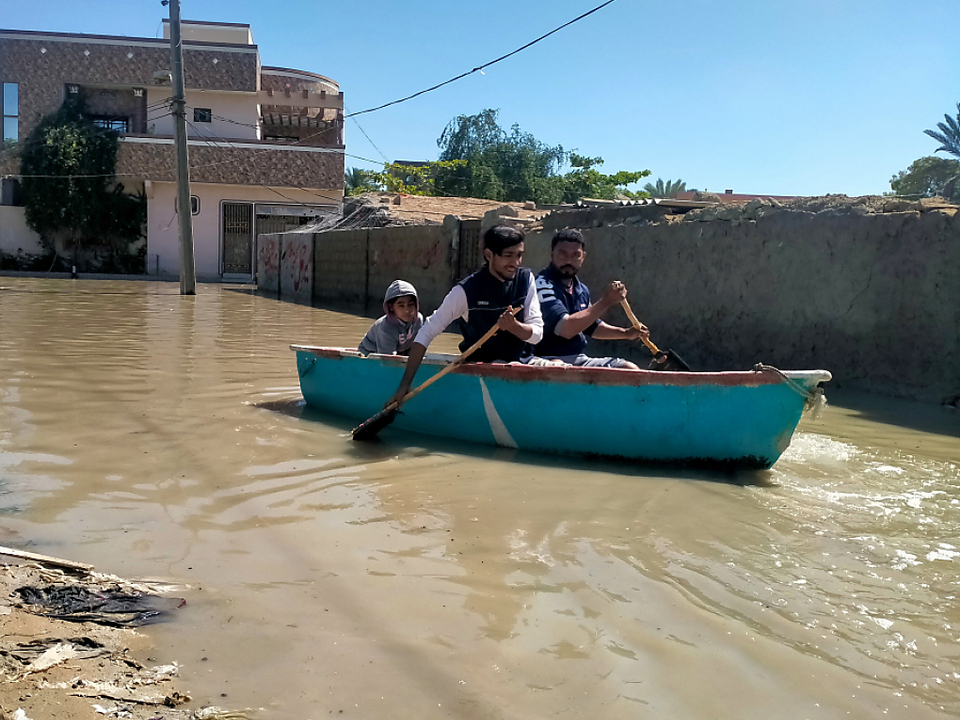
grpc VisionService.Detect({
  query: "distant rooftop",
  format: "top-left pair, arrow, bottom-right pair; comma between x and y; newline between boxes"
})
674,190 -> 800,205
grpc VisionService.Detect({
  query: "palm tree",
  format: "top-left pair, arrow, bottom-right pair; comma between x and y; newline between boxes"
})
344,167 -> 376,195
924,103 -> 960,200
924,103 -> 960,159
642,178 -> 687,198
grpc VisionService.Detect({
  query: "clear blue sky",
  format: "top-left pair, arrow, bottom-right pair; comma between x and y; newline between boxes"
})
4,0 -> 958,196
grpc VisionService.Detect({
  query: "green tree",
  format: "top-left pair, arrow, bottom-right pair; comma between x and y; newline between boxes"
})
642,178 -> 687,198
363,160 -> 466,196
435,109 -> 566,203
889,156 -> 960,201
560,154 -> 649,203
433,109 -> 648,204
19,96 -> 145,266
924,102 -> 960,159
344,166 -> 377,195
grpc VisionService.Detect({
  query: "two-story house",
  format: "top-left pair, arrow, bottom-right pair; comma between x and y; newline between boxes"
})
0,19 -> 344,279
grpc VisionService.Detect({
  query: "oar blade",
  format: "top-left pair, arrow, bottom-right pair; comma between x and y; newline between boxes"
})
647,349 -> 692,372
352,407 -> 399,441
665,349 -> 692,371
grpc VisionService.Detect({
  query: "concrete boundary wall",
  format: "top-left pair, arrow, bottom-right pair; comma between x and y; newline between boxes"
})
265,218 -> 460,312
280,234 -> 314,303
313,228 -> 368,307
259,198 -> 960,403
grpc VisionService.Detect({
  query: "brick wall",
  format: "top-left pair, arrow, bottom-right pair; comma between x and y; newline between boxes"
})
312,228 -> 369,308
305,222 -> 458,312
0,33 -> 258,141
367,220 -> 458,312
261,223 -> 451,309
117,139 -> 344,191
280,234 -> 314,302
261,71 -> 337,95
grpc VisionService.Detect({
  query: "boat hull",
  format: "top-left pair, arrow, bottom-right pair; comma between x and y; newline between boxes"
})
292,346 -> 831,469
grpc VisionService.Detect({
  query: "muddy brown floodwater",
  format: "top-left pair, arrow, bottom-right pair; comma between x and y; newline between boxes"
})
1,278 -> 959,719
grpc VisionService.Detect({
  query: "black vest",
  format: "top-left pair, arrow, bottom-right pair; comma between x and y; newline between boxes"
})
457,266 -> 533,363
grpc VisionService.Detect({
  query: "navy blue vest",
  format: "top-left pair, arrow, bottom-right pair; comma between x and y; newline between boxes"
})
457,265 -> 533,363
534,264 -> 596,357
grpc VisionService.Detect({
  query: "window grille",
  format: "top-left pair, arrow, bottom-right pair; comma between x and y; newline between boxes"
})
91,116 -> 129,132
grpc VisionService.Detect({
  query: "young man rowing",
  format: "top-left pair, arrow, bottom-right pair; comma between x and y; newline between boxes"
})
386,224 -> 543,408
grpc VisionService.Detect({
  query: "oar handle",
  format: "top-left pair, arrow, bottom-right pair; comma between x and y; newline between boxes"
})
620,298 -> 662,355
388,306 -> 522,409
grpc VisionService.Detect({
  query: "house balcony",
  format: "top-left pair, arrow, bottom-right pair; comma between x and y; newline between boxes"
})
258,71 -> 344,147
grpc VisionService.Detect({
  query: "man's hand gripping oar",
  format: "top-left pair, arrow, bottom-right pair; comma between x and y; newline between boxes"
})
352,307 -> 522,441
619,295 -> 692,372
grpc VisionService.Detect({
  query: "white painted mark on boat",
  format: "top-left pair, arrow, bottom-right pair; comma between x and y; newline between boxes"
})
479,379 -> 518,448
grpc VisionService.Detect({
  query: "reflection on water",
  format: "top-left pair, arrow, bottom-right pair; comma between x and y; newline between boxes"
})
1,278 -> 959,719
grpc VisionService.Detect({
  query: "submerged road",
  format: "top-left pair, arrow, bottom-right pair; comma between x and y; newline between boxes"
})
1,278 -> 958,719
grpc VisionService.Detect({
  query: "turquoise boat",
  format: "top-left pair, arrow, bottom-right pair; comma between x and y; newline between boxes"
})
291,345 -> 831,469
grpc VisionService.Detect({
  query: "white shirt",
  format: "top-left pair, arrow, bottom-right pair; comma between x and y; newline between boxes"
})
414,277 -> 544,348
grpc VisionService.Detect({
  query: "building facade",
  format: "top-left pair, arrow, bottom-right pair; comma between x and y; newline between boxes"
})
0,19 -> 344,278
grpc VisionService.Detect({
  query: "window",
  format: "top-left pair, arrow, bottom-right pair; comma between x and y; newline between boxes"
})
91,116 -> 129,132
2,83 -> 18,143
193,108 -> 212,123
175,195 -> 201,216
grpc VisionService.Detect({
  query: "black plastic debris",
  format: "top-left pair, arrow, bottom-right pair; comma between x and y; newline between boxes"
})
13,585 -> 186,627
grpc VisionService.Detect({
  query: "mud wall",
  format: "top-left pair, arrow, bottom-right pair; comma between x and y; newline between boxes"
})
524,200 -> 960,403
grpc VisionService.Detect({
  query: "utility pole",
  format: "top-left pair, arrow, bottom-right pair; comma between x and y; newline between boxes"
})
166,0 -> 196,294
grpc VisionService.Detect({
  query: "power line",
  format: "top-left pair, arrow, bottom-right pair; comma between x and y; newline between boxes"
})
181,102 -> 382,167
145,97 -> 175,111
4,171 -> 147,179
346,0 -> 618,119
186,119 -> 327,209
344,105 -> 389,164
6,103 -> 377,181
345,152 -> 384,165
7,127 -> 370,181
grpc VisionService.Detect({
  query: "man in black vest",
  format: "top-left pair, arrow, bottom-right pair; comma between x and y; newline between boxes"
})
534,228 -> 647,368
386,224 -> 544,408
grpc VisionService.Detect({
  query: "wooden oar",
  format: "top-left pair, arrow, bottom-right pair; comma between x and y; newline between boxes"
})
620,299 -> 691,371
353,307 -> 521,441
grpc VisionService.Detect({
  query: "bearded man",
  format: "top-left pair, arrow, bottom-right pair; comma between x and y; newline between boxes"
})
534,228 -> 648,369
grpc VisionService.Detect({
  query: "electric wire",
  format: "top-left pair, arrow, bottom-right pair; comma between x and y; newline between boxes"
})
7,113 -> 375,180
344,105 -> 389,164
345,0 -> 617,118
182,102 -> 380,167
6,3 -> 619,185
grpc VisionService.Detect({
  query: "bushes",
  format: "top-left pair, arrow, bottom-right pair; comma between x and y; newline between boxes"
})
18,96 -> 146,272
